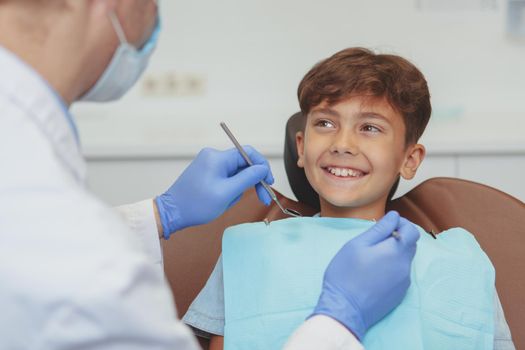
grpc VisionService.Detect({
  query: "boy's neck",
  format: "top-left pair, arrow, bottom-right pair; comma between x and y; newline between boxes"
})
319,198 -> 387,221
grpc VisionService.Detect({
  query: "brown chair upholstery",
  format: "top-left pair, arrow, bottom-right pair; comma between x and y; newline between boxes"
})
162,111 -> 525,349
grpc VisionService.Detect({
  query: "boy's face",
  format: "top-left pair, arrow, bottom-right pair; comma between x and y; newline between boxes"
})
296,96 -> 425,219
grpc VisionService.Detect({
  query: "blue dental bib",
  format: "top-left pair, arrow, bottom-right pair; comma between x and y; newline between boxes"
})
222,217 -> 494,350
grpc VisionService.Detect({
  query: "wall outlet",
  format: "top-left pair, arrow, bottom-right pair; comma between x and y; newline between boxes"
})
142,72 -> 206,97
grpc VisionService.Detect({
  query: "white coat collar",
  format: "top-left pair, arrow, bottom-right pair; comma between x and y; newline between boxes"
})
0,46 -> 86,184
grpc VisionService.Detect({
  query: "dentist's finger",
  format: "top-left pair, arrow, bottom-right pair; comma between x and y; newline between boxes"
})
241,145 -> 274,185
255,183 -> 272,206
224,164 -> 270,199
396,217 -> 421,247
355,211 -> 400,245
227,145 -> 275,185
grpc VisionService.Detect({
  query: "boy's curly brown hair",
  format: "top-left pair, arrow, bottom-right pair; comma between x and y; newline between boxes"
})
298,47 -> 431,144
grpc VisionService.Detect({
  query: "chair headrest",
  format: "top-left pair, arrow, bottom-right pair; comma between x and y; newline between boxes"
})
283,112 -> 399,211
284,112 -> 320,211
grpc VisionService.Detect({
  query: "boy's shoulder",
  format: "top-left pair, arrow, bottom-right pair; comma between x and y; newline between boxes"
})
433,226 -> 477,242
417,226 -> 492,266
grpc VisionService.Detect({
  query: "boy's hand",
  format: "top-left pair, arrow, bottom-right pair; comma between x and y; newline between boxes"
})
155,146 -> 274,239
311,211 -> 420,340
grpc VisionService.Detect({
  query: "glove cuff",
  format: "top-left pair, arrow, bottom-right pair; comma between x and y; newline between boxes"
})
155,195 -> 183,239
309,289 -> 367,341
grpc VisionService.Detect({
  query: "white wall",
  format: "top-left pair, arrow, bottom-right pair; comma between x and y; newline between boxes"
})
75,0 -> 525,206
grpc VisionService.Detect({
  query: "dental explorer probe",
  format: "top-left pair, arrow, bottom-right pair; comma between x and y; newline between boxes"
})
220,122 -> 302,218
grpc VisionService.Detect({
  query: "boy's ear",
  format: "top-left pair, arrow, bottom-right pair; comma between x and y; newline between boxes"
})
296,131 -> 305,168
400,144 -> 426,180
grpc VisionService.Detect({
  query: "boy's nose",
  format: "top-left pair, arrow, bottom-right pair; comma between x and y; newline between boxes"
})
329,131 -> 359,155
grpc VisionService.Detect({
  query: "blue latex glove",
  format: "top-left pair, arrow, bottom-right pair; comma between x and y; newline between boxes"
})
155,146 -> 274,239
311,211 -> 420,340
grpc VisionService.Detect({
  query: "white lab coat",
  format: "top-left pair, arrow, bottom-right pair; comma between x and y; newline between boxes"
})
0,45 -> 362,350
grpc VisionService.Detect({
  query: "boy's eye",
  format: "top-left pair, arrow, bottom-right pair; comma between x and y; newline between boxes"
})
361,124 -> 381,133
314,120 -> 335,128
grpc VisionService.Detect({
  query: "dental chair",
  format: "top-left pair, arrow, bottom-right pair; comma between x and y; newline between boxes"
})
162,112 -> 525,349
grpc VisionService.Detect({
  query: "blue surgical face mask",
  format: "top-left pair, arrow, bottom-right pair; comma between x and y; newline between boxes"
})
80,8 -> 161,102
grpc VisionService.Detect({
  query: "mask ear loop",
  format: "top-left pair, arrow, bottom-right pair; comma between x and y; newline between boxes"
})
108,11 -> 128,44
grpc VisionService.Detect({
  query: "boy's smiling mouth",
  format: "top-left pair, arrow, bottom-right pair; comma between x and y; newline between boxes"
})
323,166 -> 367,178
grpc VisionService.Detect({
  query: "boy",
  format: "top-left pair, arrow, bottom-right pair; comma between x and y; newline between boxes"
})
182,48 -> 514,349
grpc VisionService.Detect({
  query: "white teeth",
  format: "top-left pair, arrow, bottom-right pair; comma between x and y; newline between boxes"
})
327,167 -> 363,178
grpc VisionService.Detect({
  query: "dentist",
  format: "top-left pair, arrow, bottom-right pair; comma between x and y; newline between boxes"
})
0,1 -> 419,349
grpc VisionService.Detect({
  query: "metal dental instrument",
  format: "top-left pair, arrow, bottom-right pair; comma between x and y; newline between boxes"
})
220,122 -> 302,218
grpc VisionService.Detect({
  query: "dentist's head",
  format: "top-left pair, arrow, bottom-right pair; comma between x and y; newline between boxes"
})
0,0 -> 159,104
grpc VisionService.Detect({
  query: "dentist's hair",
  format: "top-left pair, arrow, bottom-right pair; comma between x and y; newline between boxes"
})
297,47 -> 431,145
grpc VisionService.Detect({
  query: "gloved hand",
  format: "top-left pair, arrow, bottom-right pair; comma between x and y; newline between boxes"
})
155,146 -> 274,239
311,211 -> 420,340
